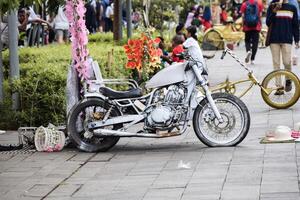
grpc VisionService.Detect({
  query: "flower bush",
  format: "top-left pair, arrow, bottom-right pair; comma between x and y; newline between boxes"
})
124,33 -> 162,81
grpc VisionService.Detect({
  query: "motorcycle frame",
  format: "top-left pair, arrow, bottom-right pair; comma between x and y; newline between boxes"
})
81,59 -> 223,138
85,78 -> 198,134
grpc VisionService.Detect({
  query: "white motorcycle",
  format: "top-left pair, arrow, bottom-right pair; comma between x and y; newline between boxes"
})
68,52 -> 250,152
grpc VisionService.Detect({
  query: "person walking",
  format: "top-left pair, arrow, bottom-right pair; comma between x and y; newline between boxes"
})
240,0 -> 264,64
266,0 -> 299,95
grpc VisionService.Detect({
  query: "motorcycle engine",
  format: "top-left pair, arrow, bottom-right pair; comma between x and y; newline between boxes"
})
146,85 -> 186,130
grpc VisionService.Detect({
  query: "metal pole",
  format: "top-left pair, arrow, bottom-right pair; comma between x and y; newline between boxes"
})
126,0 -> 132,39
8,10 -> 20,110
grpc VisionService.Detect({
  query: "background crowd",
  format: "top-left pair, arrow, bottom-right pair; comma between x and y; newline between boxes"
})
1,0 -> 300,76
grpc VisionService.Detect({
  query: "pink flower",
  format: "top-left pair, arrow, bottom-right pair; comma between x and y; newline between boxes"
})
66,0 -> 89,81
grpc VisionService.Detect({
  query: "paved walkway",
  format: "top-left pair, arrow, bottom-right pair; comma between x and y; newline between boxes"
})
1,47 -> 300,200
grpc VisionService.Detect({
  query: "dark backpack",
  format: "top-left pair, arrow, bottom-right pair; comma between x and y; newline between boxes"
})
244,1 -> 259,27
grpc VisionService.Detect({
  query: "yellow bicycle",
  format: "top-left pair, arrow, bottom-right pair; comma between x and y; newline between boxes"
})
211,48 -> 300,109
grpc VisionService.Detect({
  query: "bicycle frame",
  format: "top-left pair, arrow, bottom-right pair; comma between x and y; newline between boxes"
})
213,48 -> 274,97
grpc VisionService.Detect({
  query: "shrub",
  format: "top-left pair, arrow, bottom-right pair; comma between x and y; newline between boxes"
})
0,41 -> 129,129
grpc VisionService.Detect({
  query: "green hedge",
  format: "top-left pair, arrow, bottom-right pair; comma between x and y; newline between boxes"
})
0,36 -> 129,129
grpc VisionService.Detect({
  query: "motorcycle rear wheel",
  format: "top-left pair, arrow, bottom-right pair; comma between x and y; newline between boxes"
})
193,93 -> 250,147
68,98 -> 122,152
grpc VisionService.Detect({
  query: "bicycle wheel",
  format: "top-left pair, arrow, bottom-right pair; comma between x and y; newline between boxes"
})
261,69 -> 300,109
202,29 -> 224,50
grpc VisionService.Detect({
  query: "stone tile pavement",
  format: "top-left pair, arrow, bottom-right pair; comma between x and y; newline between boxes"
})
1,47 -> 300,199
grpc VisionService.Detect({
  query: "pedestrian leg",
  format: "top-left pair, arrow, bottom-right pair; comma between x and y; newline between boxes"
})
282,43 -> 293,91
245,31 -> 252,63
282,44 -> 292,71
251,31 -> 260,61
270,44 -> 282,87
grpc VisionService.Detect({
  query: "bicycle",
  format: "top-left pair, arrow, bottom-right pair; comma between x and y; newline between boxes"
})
210,48 -> 300,109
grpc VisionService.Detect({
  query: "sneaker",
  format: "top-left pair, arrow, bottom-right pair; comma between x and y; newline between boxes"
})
285,80 -> 292,92
251,60 -> 255,65
274,89 -> 284,95
245,51 -> 252,63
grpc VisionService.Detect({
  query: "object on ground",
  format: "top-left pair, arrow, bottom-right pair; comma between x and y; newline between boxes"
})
0,130 -> 5,134
291,131 -> 300,139
34,124 -> 65,152
266,126 -> 294,141
177,160 -> 191,169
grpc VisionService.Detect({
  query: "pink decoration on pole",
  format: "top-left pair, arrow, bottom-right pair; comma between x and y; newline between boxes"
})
65,0 -> 90,80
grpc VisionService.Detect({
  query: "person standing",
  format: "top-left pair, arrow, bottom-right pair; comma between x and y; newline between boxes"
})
185,7 -> 196,28
266,0 -> 299,94
288,0 -> 300,22
53,6 -> 69,44
240,0 -> 264,64
105,1 -> 114,32
200,6 -> 212,31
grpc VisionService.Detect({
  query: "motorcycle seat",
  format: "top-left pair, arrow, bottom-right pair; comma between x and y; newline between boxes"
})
99,87 -> 143,99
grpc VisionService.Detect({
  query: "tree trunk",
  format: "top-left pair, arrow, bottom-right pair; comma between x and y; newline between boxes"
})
113,0 -> 123,41
143,0 -> 151,27
8,10 -> 20,110
0,15 -> 4,103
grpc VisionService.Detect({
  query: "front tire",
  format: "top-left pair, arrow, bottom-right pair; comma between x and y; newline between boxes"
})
261,69 -> 300,109
68,98 -> 122,152
193,93 -> 250,147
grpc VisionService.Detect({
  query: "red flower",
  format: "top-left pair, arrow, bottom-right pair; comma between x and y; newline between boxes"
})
126,61 -> 136,69
154,37 -> 161,44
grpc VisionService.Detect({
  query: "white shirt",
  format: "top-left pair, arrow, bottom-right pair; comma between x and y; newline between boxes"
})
183,37 -> 208,73
105,4 -> 114,18
183,37 -> 204,63
54,7 -> 69,30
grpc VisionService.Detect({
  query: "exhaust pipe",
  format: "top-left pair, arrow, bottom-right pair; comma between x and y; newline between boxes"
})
93,128 -> 180,138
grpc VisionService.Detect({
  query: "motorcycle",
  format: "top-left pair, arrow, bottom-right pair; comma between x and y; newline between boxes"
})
68,52 -> 251,152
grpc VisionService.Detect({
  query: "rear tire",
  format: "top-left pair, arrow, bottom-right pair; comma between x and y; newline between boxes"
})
193,93 -> 250,147
68,98 -> 121,152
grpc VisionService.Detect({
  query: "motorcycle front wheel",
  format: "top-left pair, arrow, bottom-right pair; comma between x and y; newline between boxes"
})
68,98 -> 122,152
193,93 -> 250,147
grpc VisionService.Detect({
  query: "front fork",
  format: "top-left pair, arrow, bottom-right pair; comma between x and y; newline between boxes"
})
192,65 -> 224,123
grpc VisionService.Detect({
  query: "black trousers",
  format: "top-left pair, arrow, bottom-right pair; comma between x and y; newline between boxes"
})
245,30 -> 259,61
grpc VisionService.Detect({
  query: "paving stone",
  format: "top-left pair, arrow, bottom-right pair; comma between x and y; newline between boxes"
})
221,184 -> 260,200
89,153 -> 115,162
150,170 -> 193,189
48,184 -> 82,197
260,192 -> 300,200
23,184 -> 56,197
225,164 -> 262,185
67,153 -> 95,162
261,181 -> 299,194
143,188 -> 185,200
